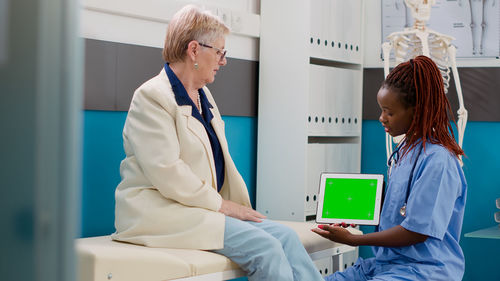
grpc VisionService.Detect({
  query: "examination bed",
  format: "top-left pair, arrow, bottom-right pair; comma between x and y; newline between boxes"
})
76,220 -> 361,281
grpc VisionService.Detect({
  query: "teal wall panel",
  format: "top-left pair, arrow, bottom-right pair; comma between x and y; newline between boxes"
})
220,116 -> 258,208
459,122 -> 500,281
81,111 -> 126,237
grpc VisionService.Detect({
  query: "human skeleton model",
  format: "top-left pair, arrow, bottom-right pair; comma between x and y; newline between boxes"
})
382,0 -> 468,164
468,0 -> 497,55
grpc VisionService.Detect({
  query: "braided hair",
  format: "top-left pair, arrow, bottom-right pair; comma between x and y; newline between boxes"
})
382,55 -> 464,158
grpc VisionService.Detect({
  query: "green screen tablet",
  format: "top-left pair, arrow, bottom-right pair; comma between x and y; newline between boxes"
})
316,173 -> 384,225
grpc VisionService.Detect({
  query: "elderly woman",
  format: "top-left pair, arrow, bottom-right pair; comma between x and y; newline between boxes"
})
112,5 -> 323,281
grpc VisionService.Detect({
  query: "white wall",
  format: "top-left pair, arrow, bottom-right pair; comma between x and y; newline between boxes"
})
81,0 -> 260,61
363,0 -> 500,68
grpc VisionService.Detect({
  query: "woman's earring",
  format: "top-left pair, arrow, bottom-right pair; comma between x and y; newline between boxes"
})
194,62 -> 198,69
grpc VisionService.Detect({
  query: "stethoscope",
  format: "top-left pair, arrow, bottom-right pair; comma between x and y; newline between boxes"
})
387,143 -> 423,217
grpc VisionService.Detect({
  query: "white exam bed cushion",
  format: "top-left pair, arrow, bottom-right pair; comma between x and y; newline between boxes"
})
76,220 -> 362,281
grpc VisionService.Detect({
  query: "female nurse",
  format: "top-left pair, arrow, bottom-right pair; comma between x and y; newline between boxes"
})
313,55 -> 467,281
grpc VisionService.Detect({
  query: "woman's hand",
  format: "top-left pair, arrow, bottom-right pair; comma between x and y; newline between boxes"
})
219,199 -> 266,222
311,224 -> 356,246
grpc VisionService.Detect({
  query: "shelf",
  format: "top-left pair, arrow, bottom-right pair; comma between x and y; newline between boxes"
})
308,136 -> 360,143
464,225 -> 500,239
309,57 -> 362,69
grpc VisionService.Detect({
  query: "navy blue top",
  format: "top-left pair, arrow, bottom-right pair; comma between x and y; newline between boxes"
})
164,63 -> 225,192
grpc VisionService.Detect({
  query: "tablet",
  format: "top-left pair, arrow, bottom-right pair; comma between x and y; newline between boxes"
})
316,173 -> 384,226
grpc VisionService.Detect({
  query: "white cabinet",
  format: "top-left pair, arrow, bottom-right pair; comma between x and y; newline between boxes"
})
308,64 -> 362,137
314,256 -> 334,277
309,0 -> 363,63
257,0 -> 364,222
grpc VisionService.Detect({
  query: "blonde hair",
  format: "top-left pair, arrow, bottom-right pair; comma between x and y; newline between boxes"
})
162,5 -> 229,63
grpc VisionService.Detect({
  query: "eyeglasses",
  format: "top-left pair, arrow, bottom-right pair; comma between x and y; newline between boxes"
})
198,42 -> 227,61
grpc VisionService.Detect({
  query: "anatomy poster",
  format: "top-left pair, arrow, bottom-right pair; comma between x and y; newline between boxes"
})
382,0 -> 500,58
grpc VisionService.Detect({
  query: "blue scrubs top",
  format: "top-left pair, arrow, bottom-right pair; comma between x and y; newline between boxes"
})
373,142 -> 467,280
164,63 -> 225,192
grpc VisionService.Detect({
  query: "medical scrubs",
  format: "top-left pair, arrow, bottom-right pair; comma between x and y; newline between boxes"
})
327,142 -> 467,281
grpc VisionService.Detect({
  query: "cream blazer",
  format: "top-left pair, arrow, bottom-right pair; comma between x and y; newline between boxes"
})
112,68 -> 252,250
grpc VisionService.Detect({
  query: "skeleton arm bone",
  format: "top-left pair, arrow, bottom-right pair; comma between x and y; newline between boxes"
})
382,41 -> 395,161
448,45 -> 468,155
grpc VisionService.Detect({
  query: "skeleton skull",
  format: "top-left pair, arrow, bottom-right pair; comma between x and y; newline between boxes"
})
404,0 -> 436,23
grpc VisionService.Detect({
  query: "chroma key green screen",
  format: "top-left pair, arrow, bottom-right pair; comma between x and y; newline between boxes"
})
322,177 -> 378,220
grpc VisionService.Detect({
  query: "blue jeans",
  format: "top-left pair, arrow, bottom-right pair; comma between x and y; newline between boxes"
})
212,217 -> 324,281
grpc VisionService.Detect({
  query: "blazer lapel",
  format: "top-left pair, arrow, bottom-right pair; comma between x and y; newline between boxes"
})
210,108 -> 229,157
180,106 -> 217,189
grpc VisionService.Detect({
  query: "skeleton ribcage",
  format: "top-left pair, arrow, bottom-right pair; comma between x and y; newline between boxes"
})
393,33 -> 452,93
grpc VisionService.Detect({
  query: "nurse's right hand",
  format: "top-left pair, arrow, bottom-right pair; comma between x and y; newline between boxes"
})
219,199 -> 266,222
